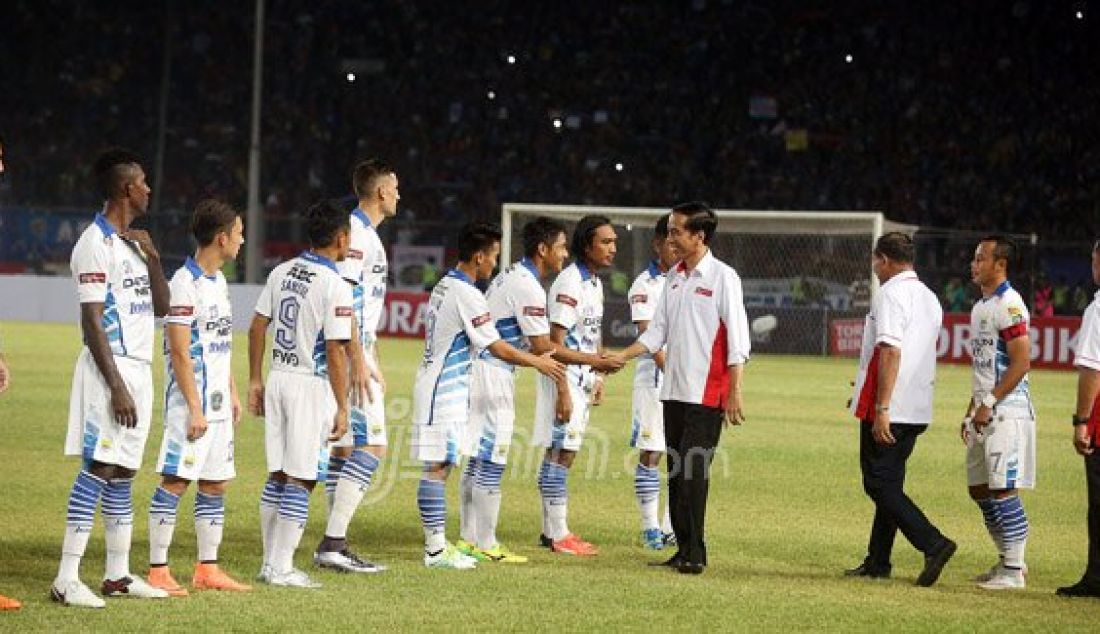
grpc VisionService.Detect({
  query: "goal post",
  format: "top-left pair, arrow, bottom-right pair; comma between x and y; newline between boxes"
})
501,203 -> 898,355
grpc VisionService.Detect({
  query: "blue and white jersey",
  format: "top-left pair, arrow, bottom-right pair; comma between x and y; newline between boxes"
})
70,213 -> 155,362
163,257 -> 233,418
338,208 -> 388,345
475,258 -> 550,370
548,262 -> 603,389
413,269 -> 501,427
970,280 -> 1032,413
628,261 -> 667,391
254,251 -> 354,377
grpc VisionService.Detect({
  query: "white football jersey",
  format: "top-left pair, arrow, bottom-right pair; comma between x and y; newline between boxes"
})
476,258 -> 550,368
70,213 -> 156,362
628,261 -> 667,391
548,262 -> 603,388
413,269 -> 501,427
163,258 -> 234,418
254,251 -> 354,377
970,280 -> 1032,412
338,208 -> 388,344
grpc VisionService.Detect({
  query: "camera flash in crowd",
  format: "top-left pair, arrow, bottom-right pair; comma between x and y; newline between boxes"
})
507,54 -> 517,65
553,118 -> 563,129
615,162 -> 624,172
346,72 -> 356,82
844,54 -> 853,63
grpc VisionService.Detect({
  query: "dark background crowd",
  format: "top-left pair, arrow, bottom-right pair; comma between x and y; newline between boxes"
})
1,0 -> 1096,313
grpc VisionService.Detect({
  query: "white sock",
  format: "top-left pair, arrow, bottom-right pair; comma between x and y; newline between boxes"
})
58,527 -> 92,584
325,478 -> 365,540
148,486 -> 180,566
272,483 -> 310,574
474,487 -> 503,550
259,477 -> 283,568
459,460 -> 478,543
661,504 -> 673,535
195,492 -> 225,562
103,478 -> 134,580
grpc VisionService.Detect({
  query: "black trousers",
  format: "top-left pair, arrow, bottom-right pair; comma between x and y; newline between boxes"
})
859,422 -> 946,565
1084,451 -> 1100,586
664,400 -> 723,566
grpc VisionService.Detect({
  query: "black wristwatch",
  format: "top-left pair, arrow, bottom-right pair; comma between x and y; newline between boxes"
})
1073,415 -> 1089,427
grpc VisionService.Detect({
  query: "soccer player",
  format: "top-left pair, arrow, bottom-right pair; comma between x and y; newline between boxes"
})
145,200 -> 251,596
0,324 -> 19,611
1057,239 -> 1100,599
315,159 -> 398,574
533,215 -> 619,556
961,235 -> 1036,590
413,222 -> 565,569
248,200 -> 354,588
627,214 -> 678,550
52,148 -> 171,607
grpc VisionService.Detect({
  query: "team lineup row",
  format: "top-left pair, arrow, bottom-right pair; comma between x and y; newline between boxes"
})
26,149 -> 1100,610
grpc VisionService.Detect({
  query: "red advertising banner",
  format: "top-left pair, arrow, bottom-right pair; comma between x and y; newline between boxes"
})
830,314 -> 1083,370
377,291 -> 429,338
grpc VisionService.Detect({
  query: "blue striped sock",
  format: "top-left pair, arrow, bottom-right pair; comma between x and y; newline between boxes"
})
278,483 -> 310,527
103,478 -> 134,579
995,495 -> 1029,569
464,458 -> 480,482
149,486 -> 180,566
66,470 -> 106,529
341,450 -> 380,490
102,478 -> 133,522
196,491 -> 224,523
417,478 -> 447,553
975,497 -> 1004,556
195,492 -> 225,562
260,477 -> 284,510
540,462 -> 568,504
635,463 -> 660,531
475,461 -> 505,493
325,456 -> 347,503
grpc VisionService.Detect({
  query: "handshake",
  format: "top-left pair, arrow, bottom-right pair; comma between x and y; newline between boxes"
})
593,351 -> 627,374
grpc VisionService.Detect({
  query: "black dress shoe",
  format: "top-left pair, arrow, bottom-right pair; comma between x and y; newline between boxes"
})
648,554 -> 684,568
1055,581 -> 1100,598
538,534 -> 552,548
916,538 -> 957,587
677,562 -> 704,575
844,561 -> 891,579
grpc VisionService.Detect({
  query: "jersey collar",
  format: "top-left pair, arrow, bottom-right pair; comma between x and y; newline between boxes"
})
446,268 -> 477,287
351,207 -> 373,228
677,249 -> 715,278
94,213 -> 118,237
646,259 -> 663,279
519,257 -> 540,279
300,250 -> 338,273
993,280 -> 1012,297
184,256 -> 217,281
576,261 -> 594,282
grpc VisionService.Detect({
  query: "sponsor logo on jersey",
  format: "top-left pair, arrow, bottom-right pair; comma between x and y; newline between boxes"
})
79,272 -> 107,284
694,287 -> 713,297
556,294 -> 578,307
523,306 -> 546,316
211,391 -> 224,412
169,305 -> 194,317
348,249 -> 364,260
472,313 -> 492,327
336,306 -> 353,317
630,294 -> 648,304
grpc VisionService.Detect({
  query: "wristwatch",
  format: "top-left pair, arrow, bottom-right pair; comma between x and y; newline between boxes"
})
980,393 -> 997,410
1073,415 -> 1089,427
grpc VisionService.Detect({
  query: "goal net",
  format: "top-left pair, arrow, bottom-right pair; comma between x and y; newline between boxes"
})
502,203 -> 903,355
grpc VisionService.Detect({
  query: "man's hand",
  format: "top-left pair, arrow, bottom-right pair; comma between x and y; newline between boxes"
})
248,381 -> 265,416
972,404 -> 992,429
724,390 -> 745,427
231,390 -> 242,427
0,356 -> 10,394
187,410 -> 209,441
593,352 -> 625,374
872,410 -> 895,445
110,383 -> 138,428
555,388 -> 573,424
533,351 -> 566,383
122,229 -> 160,260
349,353 -> 370,406
330,408 -> 349,441
959,417 -> 972,445
591,377 -> 605,406
1074,423 -> 1095,456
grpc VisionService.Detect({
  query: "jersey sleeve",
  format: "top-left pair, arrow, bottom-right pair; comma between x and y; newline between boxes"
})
548,271 -> 581,330
628,274 -> 657,323
722,269 -> 752,364
637,287 -> 668,353
337,250 -> 364,285
165,271 -> 199,327
71,235 -> 111,304
1075,304 -> 1100,370
459,286 -> 502,350
996,293 -> 1029,341
513,278 -> 550,337
254,276 -> 274,318
874,288 -> 910,347
324,275 -> 354,341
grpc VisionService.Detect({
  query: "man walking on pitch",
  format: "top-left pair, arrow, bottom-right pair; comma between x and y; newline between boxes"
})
612,203 -> 751,574
845,232 -> 955,586
146,200 -> 251,596
52,148 -> 171,607
961,235 -> 1036,590
249,200 -> 354,588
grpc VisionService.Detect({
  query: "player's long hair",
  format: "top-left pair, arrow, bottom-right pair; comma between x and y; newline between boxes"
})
570,214 -> 612,261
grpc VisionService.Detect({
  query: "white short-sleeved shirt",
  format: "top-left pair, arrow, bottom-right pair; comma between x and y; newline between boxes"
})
413,269 -> 502,427
254,251 -> 354,377
475,258 -> 550,369
338,208 -> 388,345
629,261 -> 667,391
850,270 -> 942,425
638,250 -> 751,408
970,281 -> 1033,412
1075,291 -> 1100,438
548,262 -> 603,388
163,257 -> 233,418
70,213 -> 156,362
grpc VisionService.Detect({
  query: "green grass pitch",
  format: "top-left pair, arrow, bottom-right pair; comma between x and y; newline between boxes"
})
1,321 -> 1099,631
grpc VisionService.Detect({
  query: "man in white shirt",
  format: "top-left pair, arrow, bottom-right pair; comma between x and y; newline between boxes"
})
845,231 -> 955,587
1057,240 -> 1100,599
961,235 -> 1035,590
613,202 -> 751,575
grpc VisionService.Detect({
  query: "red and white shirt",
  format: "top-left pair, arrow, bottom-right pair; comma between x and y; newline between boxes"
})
1074,289 -> 1100,444
850,270 -> 942,425
638,249 -> 751,408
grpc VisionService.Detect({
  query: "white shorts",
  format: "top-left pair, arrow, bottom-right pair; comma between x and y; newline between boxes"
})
411,419 -> 462,465
532,371 -> 591,452
264,371 -> 334,481
965,411 -> 1036,490
462,359 -> 516,464
155,389 -> 236,481
630,385 -> 665,452
65,348 -> 153,470
333,348 -> 387,448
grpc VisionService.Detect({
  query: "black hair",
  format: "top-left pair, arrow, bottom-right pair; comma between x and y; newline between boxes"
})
522,216 -> 568,259
94,147 -> 143,199
352,158 -> 395,198
191,199 -> 240,247
654,213 -> 670,239
980,235 -> 1017,272
570,214 -> 612,260
457,221 -> 502,262
305,199 -> 351,248
671,201 -> 717,244
874,231 -> 915,264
